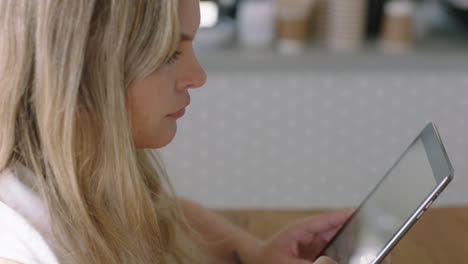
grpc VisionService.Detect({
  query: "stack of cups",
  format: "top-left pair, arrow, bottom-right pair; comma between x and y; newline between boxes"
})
327,0 -> 367,52
310,0 -> 329,42
238,0 -> 276,49
380,0 -> 414,54
276,0 -> 317,55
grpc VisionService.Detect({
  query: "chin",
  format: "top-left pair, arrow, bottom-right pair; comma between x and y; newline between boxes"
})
152,135 -> 175,148
140,122 -> 178,149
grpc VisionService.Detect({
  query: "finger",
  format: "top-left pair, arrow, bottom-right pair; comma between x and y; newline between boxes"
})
298,233 -> 328,260
298,225 -> 344,261
318,226 -> 341,242
275,210 -> 355,257
292,260 -> 314,264
276,256 -> 313,264
292,210 -> 354,235
381,254 -> 392,264
295,222 -> 342,247
313,256 -> 338,264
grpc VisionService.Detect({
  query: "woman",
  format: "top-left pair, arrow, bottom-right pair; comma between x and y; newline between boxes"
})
0,0 -> 349,263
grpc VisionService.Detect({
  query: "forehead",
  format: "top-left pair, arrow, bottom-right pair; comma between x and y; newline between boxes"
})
178,0 -> 200,36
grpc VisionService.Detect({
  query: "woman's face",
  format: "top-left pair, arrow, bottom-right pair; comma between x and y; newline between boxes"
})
127,0 -> 206,149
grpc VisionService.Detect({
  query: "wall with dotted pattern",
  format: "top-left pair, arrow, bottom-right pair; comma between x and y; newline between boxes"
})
161,71 -> 468,209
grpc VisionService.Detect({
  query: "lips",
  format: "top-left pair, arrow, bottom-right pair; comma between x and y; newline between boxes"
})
168,95 -> 190,118
167,103 -> 189,118
167,107 -> 186,118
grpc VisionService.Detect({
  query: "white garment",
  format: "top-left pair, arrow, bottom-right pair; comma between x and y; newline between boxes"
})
0,165 -> 59,264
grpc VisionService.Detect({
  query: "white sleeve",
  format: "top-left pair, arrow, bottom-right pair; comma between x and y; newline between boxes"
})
0,201 -> 59,264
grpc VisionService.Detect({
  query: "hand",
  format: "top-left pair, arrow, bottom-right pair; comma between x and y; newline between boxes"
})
243,211 -> 352,264
313,256 -> 338,264
313,256 -> 391,264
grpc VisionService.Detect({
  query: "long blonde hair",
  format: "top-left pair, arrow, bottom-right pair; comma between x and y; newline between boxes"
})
0,0 -> 209,263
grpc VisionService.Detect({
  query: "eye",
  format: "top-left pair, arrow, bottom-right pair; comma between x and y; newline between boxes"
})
166,50 -> 182,64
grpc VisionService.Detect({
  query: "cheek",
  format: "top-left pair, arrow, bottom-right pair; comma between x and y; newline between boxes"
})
130,84 -> 164,122
127,70 -> 176,147
130,72 -> 173,118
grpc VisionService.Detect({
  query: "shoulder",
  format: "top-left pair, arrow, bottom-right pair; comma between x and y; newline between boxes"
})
0,259 -> 23,264
0,201 -> 59,264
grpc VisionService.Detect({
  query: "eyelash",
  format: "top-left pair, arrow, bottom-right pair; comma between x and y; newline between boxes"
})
166,50 -> 182,64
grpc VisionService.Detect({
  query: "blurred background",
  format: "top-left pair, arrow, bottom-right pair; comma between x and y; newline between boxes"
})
161,0 -> 468,210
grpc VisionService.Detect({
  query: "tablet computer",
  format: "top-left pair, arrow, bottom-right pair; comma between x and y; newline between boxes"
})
319,122 -> 454,264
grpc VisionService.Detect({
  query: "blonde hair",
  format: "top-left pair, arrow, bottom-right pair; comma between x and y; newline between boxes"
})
0,0 -> 209,263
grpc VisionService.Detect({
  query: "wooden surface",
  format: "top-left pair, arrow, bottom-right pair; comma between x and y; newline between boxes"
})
213,207 -> 468,264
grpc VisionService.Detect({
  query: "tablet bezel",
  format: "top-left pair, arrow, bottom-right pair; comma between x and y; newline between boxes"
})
320,122 -> 454,264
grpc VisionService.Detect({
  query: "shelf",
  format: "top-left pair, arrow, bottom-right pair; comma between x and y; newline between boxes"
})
196,39 -> 468,73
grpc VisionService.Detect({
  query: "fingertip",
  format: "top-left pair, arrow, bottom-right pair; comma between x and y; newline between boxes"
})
313,256 -> 338,264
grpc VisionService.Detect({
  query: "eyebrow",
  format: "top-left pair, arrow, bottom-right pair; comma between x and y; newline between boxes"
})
181,33 -> 194,41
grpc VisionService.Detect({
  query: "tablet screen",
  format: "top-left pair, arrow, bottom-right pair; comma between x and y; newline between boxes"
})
323,138 -> 437,264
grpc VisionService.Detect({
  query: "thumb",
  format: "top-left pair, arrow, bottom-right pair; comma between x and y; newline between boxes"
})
313,256 -> 338,264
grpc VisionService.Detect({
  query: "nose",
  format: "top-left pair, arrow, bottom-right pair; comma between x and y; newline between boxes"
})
177,58 -> 207,91
192,62 -> 207,88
